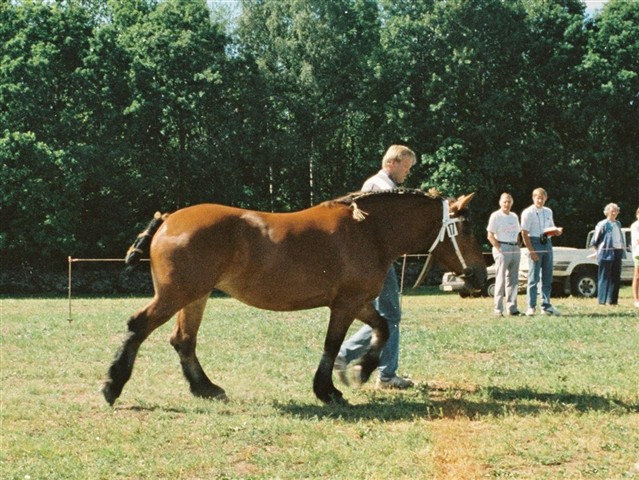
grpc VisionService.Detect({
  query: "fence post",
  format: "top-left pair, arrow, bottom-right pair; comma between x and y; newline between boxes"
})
68,256 -> 73,322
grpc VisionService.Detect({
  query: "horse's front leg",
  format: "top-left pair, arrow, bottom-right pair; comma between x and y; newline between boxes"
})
353,302 -> 389,384
313,307 -> 356,404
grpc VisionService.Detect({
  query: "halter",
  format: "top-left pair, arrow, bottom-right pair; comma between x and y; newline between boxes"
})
412,199 -> 471,288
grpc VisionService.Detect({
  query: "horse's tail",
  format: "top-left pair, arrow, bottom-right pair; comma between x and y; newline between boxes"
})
125,211 -> 169,267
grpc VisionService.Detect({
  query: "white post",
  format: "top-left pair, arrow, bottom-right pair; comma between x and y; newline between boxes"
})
67,256 -> 73,322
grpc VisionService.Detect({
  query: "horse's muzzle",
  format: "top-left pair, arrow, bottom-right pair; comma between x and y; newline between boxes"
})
459,267 -> 474,279
461,265 -> 487,292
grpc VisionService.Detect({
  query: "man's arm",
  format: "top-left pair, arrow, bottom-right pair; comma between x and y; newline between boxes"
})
521,230 -> 538,261
487,231 -> 501,251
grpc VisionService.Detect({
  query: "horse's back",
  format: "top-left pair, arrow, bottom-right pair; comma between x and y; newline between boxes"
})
154,202 -> 350,246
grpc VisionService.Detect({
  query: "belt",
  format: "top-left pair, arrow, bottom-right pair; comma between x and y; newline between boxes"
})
498,241 -> 518,246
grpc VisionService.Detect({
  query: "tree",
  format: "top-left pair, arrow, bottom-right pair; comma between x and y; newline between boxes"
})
580,0 -> 639,223
379,0 -> 599,244
380,0 -> 534,215
74,0 -> 235,255
0,1 -> 95,146
2,0 -> 638,288
237,0 -> 384,209
0,132 -> 84,268
114,0 -> 230,210
1,1 -> 94,267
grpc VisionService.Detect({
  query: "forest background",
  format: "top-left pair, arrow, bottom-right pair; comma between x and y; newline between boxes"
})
1,0 -> 638,293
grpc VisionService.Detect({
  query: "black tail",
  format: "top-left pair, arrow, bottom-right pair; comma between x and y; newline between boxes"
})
125,212 -> 168,267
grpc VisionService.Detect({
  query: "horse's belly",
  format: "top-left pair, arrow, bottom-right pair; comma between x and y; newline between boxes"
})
217,279 -> 332,312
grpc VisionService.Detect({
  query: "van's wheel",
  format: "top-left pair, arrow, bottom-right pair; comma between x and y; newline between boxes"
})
570,267 -> 598,298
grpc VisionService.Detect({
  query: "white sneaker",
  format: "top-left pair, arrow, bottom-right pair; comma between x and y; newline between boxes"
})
493,310 -> 503,317
542,306 -> 561,316
525,307 -> 536,316
634,301 -> 639,308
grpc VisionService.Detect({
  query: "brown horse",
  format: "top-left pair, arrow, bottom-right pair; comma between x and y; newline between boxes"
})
103,189 -> 486,405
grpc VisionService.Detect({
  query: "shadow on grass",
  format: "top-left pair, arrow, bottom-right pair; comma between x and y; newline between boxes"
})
274,385 -> 639,422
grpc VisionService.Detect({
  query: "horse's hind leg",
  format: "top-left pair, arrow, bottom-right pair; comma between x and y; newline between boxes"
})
353,302 -> 389,384
170,294 -> 227,401
102,297 -> 177,405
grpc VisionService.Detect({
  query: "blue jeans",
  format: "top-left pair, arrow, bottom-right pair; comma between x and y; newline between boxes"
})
597,249 -> 623,305
338,266 -> 401,380
527,237 -> 554,310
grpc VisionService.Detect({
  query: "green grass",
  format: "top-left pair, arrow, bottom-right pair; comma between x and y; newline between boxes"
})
2,289 -> 638,479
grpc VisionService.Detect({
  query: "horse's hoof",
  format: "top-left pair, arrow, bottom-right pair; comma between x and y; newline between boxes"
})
358,366 -> 373,384
215,392 -> 230,403
328,394 -> 350,406
192,385 -> 228,402
319,390 -> 347,405
101,381 -> 118,406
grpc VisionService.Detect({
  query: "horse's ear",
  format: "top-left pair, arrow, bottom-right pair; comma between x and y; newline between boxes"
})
453,192 -> 476,212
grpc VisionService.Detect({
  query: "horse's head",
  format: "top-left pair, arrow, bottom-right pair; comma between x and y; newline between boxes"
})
340,189 -> 487,292
428,193 -> 487,293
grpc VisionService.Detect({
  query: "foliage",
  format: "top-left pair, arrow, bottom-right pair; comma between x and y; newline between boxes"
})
0,132 -> 84,262
237,0 -> 385,208
1,0 -> 638,278
579,0 -> 639,226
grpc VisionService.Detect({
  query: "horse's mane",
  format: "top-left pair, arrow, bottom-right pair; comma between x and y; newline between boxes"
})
328,188 -> 443,222
331,187 -> 442,206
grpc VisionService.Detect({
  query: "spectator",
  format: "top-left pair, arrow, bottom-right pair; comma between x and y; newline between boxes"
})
520,188 -> 563,316
486,193 -> 521,316
590,203 -> 626,306
629,207 -> 639,308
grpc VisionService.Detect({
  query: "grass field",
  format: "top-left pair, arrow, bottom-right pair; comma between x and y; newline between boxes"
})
2,288 -> 638,479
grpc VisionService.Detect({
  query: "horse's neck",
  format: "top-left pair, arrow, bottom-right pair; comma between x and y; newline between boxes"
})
363,196 -> 442,257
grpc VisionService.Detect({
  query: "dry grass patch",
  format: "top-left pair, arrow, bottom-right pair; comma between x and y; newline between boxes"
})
430,418 -> 490,479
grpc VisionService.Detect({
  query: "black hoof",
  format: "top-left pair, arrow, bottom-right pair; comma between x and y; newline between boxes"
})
317,388 -> 346,404
327,392 -> 350,405
356,365 -> 375,384
191,384 -> 228,402
101,381 -> 120,406
357,357 -> 377,383
214,392 -> 230,403
358,368 -> 372,384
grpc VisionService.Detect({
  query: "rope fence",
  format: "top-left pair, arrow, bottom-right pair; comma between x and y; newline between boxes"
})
67,256 -> 149,322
